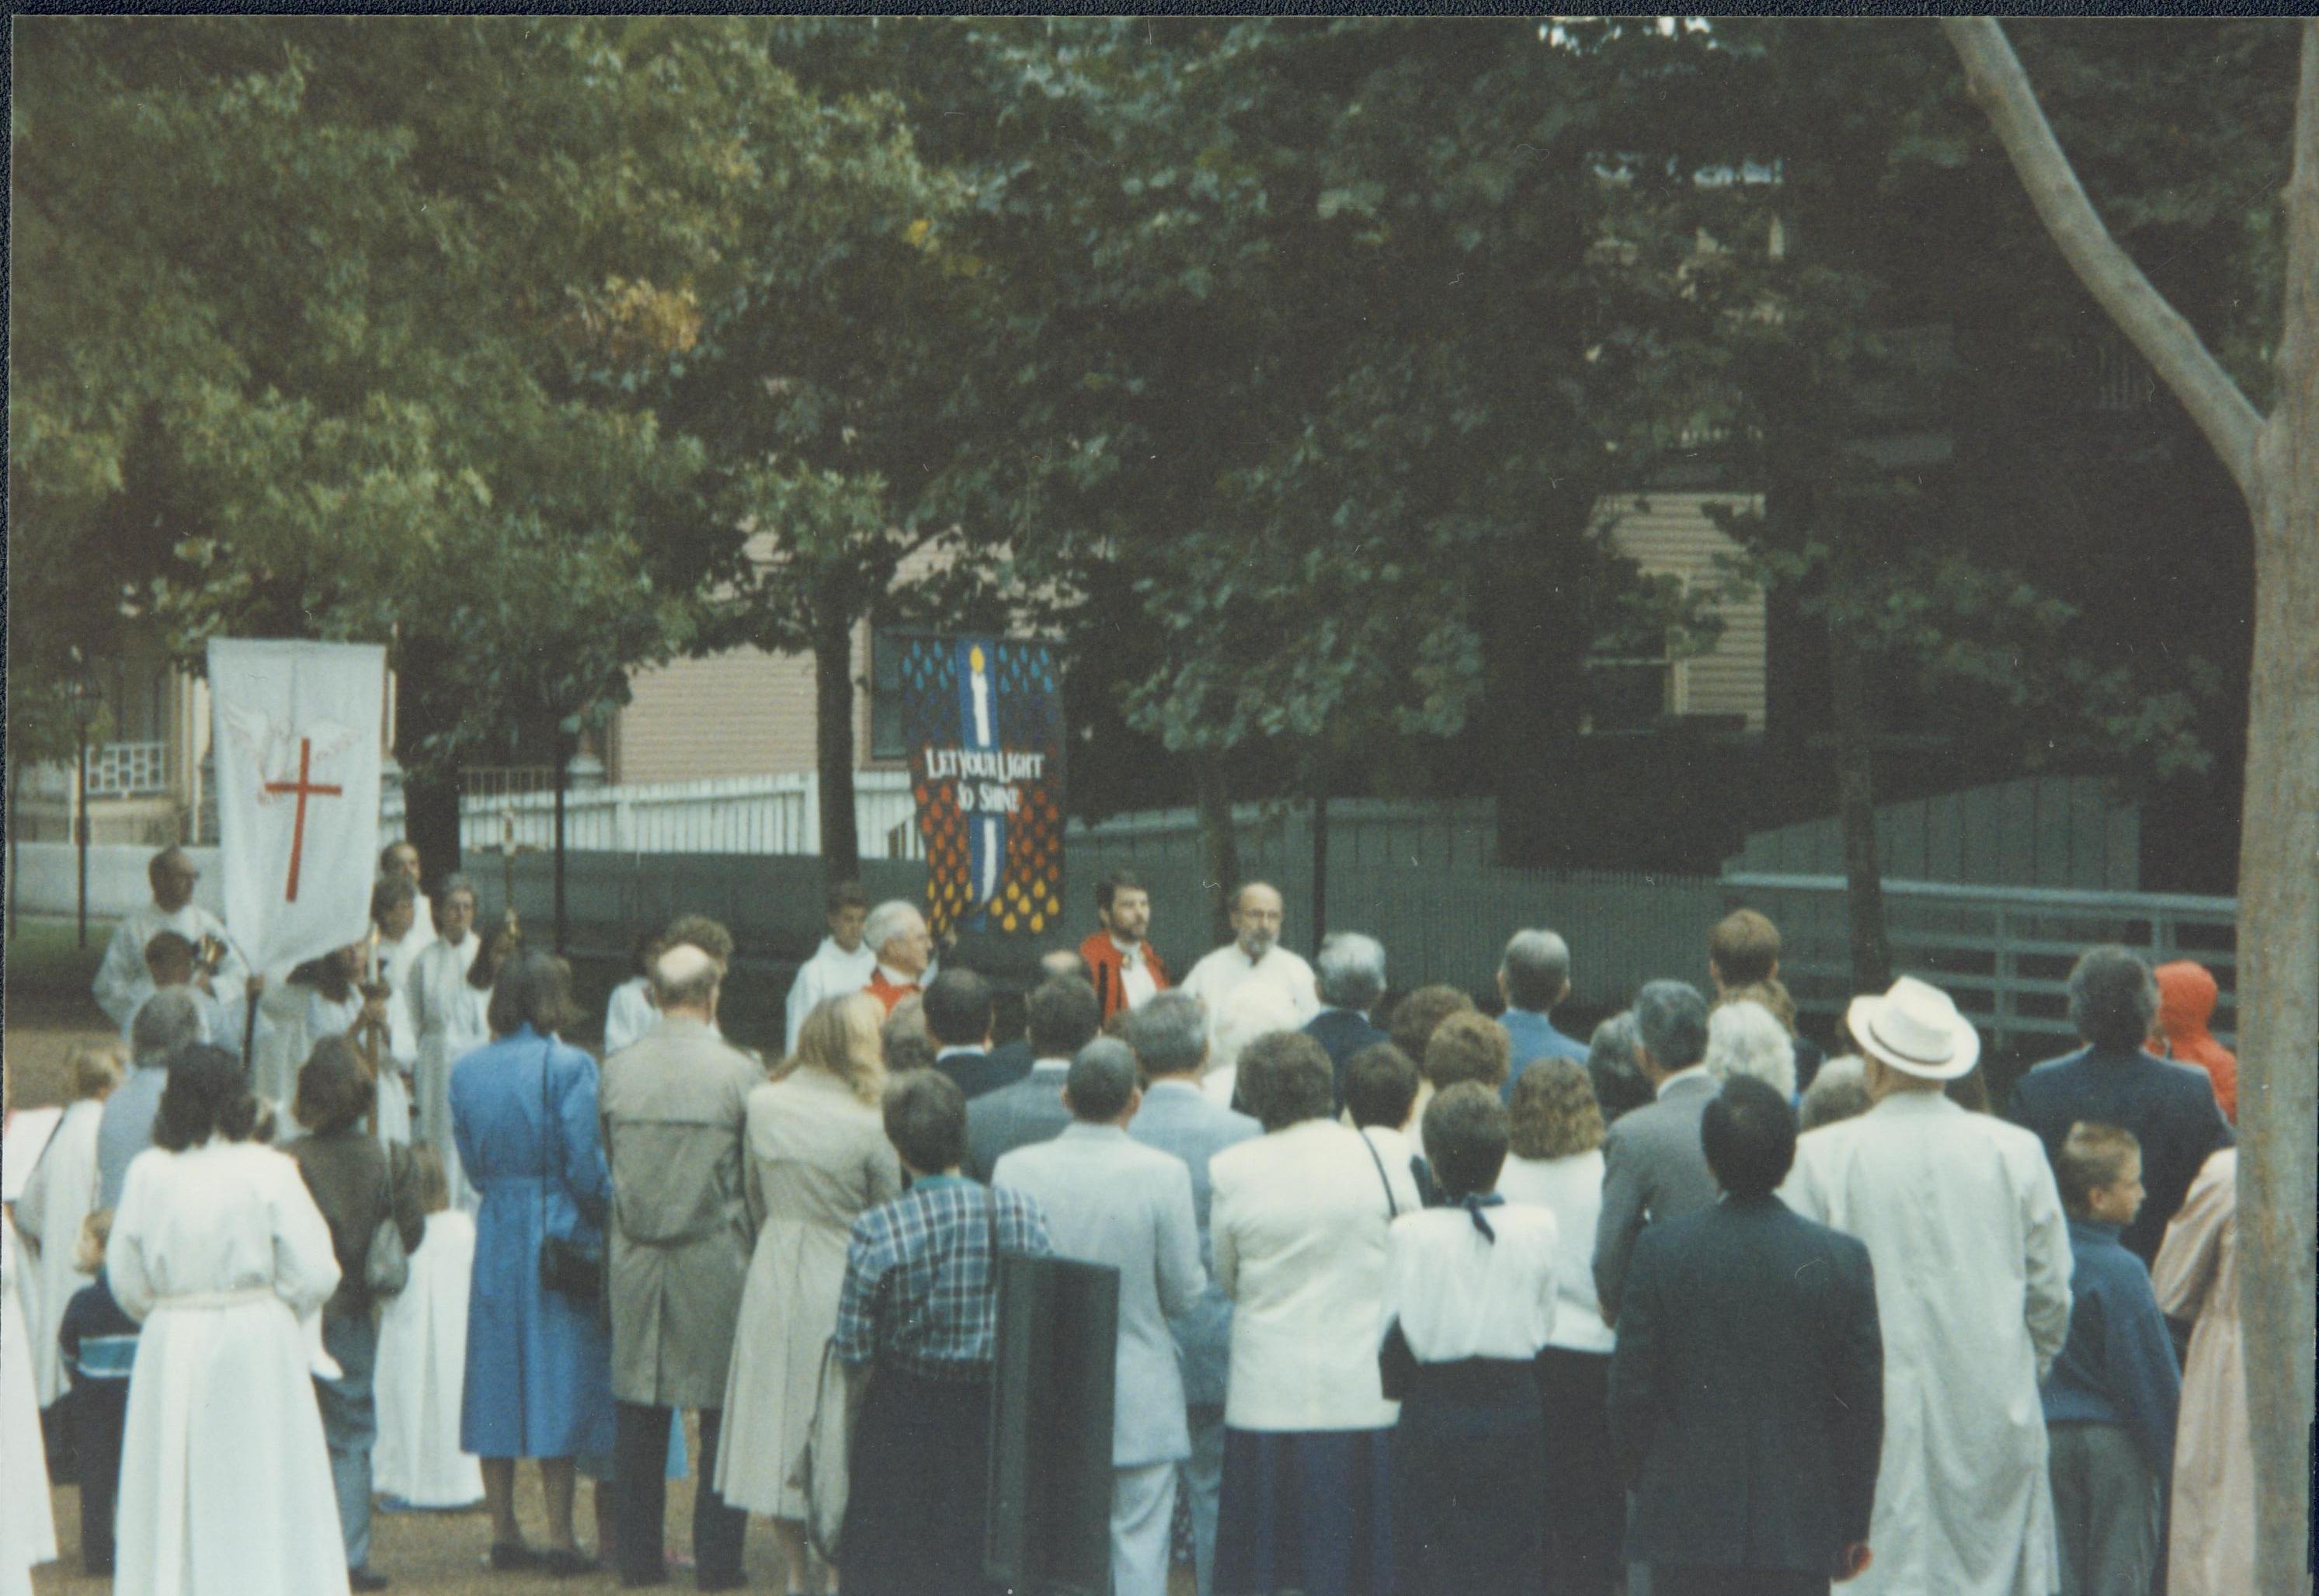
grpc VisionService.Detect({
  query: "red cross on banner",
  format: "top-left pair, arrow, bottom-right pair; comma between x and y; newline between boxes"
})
262,736 -> 345,902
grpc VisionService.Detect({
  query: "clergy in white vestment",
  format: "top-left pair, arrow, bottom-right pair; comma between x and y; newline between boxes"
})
377,841 -> 436,961
374,1152 -> 485,1509
1178,882 -> 1319,1051
291,944 -> 415,1144
91,847 -> 249,1033
1778,977 -> 2074,1596
603,930 -> 666,1059
372,874 -> 434,1020
0,1224 -> 59,1596
106,1048 -> 350,1596
14,1045 -> 127,1408
783,883 -> 875,1055
407,875 -> 488,1209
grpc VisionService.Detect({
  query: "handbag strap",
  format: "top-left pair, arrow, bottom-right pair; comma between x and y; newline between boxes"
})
1358,1128 -> 1400,1220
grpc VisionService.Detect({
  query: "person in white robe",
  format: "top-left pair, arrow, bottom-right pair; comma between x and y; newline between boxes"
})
782,885 -> 874,1055
0,1223 -> 59,1596
374,1148 -> 484,1510
14,1044 -> 127,1408
1178,882 -> 1319,1052
106,1048 -> 349,1596
1778,976 -> 2074,1596
408,876 -> 488,1210
603,931 -> 665,1059
296,944 -> 415,1145
91,847 -> 249,1033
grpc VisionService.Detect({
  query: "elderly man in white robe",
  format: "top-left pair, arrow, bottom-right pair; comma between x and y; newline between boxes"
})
1778,975 -> 2074,1596
92,847 -> 249,1033
406,874 -> 485,1210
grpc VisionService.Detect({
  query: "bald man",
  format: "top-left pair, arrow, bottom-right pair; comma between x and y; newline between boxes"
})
1177,882 -> 1318,1046
597,943 -> 760,1588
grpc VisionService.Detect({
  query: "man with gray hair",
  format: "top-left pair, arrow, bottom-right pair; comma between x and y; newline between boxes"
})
1125,993 -> 1260,1596
1178,881 -> 1319,1047
1591,979 -> 1720,1325
598,943 -> 761,1588
861,899 -> 934,1015
996,1038 -> 1205,1596
96,989 -> 209,1207
1499,927 -> 1588,1102
1304,932 -> 1390,1110
2006,944 -> 2230,1264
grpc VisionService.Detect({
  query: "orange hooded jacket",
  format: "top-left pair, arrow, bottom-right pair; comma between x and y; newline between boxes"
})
2151,960 -> 2236,1123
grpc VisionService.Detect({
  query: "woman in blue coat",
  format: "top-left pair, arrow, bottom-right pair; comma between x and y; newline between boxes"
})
450,949 -> 616,1576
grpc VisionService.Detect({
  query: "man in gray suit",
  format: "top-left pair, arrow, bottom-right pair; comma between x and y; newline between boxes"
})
1592,979 -> 1721,1327
996,1038 -> 1206,1596
965,974 -> 1100,1181
599,944 -> 760,1590
1124,992 -> 1260,1596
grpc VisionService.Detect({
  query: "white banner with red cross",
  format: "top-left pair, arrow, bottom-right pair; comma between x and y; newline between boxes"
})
208,638 -> 387,976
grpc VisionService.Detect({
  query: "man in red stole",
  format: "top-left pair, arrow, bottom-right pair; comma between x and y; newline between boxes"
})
863,899 -> 934,1014
1080,871 -> 1169,1024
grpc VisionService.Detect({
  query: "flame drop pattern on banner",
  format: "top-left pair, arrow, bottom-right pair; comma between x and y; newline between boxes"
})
898,635 -> 1066,938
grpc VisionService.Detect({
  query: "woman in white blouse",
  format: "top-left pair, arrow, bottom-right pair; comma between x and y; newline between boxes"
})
1379,1083 -> 1559,1596
1496,1057 -> 1621,1596
1210,1030 -> 1421,1596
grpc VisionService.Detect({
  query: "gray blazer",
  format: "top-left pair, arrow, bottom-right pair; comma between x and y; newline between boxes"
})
994,1123 -> 1206,1468
1128,1079 -> 1261,1406
1592,1069 -> 1721,1326
965,1062 -> 1073,1184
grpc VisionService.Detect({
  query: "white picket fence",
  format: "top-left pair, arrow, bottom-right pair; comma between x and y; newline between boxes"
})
381,770 -> 924,861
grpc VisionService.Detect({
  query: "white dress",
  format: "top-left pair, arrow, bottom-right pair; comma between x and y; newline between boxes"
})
13,1097 -> 106,1405
107,1140 -> 349,1596
0,1227 -> 57,1596
374,1210 -> 485,1507
1778,1091 -> 2074,1596
408,936 -> 485,1209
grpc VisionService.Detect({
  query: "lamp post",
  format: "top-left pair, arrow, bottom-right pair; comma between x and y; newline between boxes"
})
70,665 -> 101,949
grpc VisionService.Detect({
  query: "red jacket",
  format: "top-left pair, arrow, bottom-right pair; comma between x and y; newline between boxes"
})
866,967 -> 922,1016
1080,930 -> 1169,1023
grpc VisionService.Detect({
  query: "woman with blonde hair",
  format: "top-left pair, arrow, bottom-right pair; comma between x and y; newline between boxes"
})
16,1041 -> 127,1410
718,993 -> 904,1595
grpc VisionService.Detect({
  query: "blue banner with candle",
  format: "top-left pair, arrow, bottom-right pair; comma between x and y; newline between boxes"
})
896,635 -> 1068,937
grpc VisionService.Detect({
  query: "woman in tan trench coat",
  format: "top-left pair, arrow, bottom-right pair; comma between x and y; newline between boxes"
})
717,993 -> 902,1594
2151,1147 -> 2251,1596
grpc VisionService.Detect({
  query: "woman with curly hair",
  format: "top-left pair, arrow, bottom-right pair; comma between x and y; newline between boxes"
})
1497,1059 -> 1621,1596
717,993 -> 904,1594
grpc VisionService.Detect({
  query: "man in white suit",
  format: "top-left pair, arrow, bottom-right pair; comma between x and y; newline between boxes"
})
995,1037 -> 1207,1596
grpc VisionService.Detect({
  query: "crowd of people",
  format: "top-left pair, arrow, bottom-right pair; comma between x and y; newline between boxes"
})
0,844 -> 2255,1596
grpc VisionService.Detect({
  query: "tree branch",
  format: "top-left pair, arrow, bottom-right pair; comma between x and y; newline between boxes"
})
1939,17 -> 2265,496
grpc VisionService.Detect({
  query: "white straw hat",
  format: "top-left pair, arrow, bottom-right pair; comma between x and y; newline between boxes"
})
1845,975 -> 1981,1081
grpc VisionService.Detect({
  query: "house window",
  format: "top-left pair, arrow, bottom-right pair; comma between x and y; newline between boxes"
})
869,629 -> 908,761
1582,657 -> 1670,735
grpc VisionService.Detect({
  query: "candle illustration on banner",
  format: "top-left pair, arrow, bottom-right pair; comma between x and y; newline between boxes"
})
965,644 -> 1002,912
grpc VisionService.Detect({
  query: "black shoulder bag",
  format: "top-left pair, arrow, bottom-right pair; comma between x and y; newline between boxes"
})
537,1039 -> 607,1306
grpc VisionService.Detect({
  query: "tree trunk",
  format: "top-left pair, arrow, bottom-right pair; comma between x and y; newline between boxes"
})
2237,29 -> 2319,1587
1827,619 -> 1893,994
1195,753 -> 1241,948
6,751 -> 20,942
813,603 -> 861,882
392,637 -> 463,881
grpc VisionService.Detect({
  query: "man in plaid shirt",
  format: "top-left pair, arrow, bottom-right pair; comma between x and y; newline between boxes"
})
832,1073 -> 1052,1595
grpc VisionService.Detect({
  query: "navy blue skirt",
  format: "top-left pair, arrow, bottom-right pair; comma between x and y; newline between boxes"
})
1391,1359 -> 1546,1596
1214,1424 -> 1395,1596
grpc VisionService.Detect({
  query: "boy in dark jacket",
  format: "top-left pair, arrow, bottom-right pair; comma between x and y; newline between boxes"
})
56,1209 -> 139,1576
2042,1122 -> 2182,1596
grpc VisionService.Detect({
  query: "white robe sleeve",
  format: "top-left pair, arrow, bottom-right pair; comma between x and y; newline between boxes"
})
105,1155 -> 162,1323
2015,1137 -> 2074,1379
93,918 -> 152,1031
266,1156 -> 342,1317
